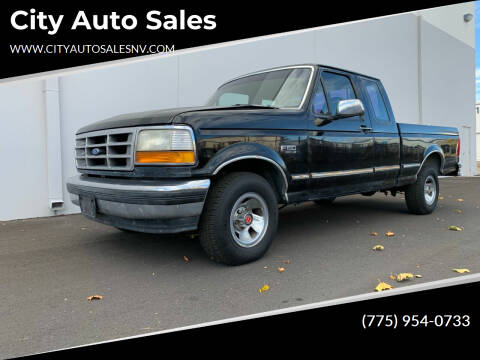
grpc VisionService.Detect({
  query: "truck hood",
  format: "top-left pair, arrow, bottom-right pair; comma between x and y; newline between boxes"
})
76,106 -> 204,134
76,105 -> 279,134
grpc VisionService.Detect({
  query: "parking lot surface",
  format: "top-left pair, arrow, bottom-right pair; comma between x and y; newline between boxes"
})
1,177 -> 479,357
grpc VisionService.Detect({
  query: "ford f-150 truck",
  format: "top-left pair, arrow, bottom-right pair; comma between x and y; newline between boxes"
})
67,64 -> 460,265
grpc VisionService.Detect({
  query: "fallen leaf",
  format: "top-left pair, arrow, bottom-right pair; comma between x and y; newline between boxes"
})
87,295 -> 103,301
375,281 -> 394,292
389,274 -> 396,280
415,274 -> 422,278
448,226 -> 463,231
452,268 -> 470,274
282,260 -> 291,264
370,232 -> 378,236
183,256 -> 190,262
396,273 -> 414,282
372,245 -> 384,251
455,209 -> 463,214
438,196 -> 444,200
277,267 -> 285,273
457,198 -> 464,202
258,284 -> 270,293
385,231 -> 395,237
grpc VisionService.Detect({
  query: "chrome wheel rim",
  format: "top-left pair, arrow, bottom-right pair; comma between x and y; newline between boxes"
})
230,192 -> 269,248
424,175 -> 436,206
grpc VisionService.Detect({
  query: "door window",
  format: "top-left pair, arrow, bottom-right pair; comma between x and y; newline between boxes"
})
312,83 -> 328,115
321,72 -> 356,115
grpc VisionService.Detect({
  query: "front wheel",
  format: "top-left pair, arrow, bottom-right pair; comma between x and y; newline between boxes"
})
405,162 -> 439,214
199,172 -> 278,265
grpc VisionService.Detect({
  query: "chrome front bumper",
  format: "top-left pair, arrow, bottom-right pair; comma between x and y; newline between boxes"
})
66,175 -> 210,233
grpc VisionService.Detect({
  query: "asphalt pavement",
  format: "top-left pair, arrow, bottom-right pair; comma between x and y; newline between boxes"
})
1,176 -> 479,357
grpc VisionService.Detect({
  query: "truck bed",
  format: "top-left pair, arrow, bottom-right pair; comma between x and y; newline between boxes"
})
397,122 -> 459,177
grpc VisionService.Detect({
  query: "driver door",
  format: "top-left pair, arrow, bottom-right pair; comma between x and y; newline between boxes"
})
307,70 -> 375,197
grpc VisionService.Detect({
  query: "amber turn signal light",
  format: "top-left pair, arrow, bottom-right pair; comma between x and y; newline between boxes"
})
135,151 -> 195,164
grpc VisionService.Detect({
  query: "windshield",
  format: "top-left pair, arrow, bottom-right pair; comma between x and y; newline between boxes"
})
206,67 -> 312,109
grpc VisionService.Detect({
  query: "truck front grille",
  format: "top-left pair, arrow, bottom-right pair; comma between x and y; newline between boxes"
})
75,128 -> 135,171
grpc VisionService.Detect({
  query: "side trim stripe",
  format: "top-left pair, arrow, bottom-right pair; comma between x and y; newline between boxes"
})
295,165 -> 403,180
403,163 -> 421,168
311,168 -> 374,178
374,165 -> 400,172
291,174 -> 310,180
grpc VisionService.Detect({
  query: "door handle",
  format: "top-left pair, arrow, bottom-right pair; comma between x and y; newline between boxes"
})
360,125 -> 372,133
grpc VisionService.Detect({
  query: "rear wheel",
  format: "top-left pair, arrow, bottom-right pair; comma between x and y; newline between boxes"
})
405,162 -> 439,214
199,172 -> 278,265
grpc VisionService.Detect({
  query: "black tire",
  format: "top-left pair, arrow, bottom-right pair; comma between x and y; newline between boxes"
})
199,172 -> 278,265
313,197 -> 336,205
405,161 -> 439,214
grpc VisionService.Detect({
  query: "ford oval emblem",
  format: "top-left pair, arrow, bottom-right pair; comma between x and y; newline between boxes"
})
91,148 -> 101,156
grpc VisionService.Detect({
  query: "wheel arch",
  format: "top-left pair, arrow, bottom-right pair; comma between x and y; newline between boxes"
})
417,145 -> 445,175
205,143 -> 290,203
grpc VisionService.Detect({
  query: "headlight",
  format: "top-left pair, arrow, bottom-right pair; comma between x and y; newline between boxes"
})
135,127 -> 196,165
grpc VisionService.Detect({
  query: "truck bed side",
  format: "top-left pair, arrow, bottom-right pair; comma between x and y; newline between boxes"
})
397,123 -> 459,184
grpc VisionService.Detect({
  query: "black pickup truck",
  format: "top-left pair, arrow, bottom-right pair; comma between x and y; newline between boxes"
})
67,64 -> 460,265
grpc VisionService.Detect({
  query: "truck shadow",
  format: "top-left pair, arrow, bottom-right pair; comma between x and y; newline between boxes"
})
93,195 -> 410,266
276,196 -> 411,238
282,196 -> 410,217
89,228 -> 215,267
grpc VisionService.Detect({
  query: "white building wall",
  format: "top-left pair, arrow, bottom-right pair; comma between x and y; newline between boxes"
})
476,104 -> 480,161
417,2 -> 475,47
420,18 -> 476,175
0,3 -> 475,221
312,14 -> 420,126
0,81 -> 50,220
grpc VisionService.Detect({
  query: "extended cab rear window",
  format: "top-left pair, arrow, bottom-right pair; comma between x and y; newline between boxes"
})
362,79 -> 390,123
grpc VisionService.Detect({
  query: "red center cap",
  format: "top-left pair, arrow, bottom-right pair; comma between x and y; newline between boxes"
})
245,215 -> 252,225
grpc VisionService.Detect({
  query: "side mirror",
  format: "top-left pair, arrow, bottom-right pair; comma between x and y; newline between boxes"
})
336,99 -> 364,117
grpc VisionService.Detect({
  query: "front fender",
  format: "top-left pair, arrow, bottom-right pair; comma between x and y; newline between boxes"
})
193,142 -> 290,198
208,142 -> 287,172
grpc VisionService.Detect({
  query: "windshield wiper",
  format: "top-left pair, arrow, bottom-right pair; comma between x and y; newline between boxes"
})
230,104 -> 279,109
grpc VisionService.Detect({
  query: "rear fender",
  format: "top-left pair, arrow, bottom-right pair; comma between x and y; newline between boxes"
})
418,145 -> 445,175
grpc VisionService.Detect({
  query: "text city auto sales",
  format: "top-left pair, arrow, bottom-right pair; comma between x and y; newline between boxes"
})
10,9 -> 217,35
